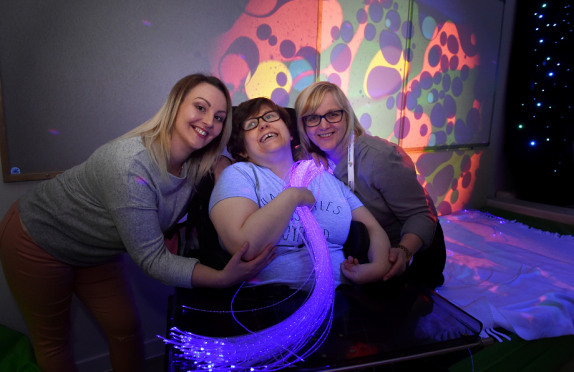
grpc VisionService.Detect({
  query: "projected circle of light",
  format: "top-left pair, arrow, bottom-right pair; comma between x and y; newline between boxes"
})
245,60 -> 292,100
161,161 -> 335,371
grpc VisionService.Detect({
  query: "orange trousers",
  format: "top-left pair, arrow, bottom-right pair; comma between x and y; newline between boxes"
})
0,202 -> 145,372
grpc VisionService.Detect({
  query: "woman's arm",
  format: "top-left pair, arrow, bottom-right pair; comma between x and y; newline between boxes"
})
369,145 -> 436,280
384,233 -> 423,281
340,206 -> 392,285
370,145 -> 437,250
210,187 -> 315,261
191,242 -> 276,288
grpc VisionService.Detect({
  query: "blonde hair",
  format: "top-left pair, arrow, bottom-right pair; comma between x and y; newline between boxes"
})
119,74 -> 232,185
294,82 -> 364,159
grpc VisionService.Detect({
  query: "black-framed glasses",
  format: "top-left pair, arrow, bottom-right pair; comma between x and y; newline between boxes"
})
242,110 -> 281,131
302,110 -> 345,127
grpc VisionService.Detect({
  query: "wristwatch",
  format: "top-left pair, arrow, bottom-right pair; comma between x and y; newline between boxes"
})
395,244 -> 413,267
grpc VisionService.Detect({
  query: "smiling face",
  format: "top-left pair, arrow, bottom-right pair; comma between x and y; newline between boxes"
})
304,91 -> 348,163
171,82 -> 228,160
240,106 -> 292,167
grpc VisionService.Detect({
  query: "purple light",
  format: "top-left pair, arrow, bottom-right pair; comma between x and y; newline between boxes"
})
161,161 -> 336,371
135,176 -> 148,186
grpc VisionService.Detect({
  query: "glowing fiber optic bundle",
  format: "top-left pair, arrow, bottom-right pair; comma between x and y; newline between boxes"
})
161,161 -> 336,371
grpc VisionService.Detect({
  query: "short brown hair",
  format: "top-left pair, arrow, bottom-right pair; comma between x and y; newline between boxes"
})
228,97 -> 295,162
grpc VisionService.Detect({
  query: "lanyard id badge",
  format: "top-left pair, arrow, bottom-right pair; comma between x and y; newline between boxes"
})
347,132 -> 355,192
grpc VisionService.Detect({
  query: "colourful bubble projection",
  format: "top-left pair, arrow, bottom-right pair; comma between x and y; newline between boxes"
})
210,0 -> 320,106
320,1 -> 485,149
210,0 -> 501,214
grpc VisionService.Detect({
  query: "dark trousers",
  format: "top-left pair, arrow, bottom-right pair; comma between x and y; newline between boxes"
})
400,221 -> 447,289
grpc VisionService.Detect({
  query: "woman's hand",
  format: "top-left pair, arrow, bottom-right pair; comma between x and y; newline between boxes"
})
383,234 -> 422,281
340,256 -> 387,285
382,248 -> 408,281
191,242 -> 276,288
291,187 -> 315,208
213,155 -> 232,183
219,242 -> 277,287
309,152 -> 329,170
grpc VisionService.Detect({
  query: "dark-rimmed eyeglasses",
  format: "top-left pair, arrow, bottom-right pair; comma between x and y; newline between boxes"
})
302,110 -> 345,127
241,111 -> 281,131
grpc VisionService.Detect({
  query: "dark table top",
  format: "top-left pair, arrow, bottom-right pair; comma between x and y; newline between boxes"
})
164,281 -> 484,371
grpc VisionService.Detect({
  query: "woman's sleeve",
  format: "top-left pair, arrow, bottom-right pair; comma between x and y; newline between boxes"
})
369,145 -> 437,247
110,205 -> 199,287
209,164 -> 258,212
100,158 -> 199,288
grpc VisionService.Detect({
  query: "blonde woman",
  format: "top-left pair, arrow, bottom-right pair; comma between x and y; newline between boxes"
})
0,74 -> 274,372
295,82 -> 446,289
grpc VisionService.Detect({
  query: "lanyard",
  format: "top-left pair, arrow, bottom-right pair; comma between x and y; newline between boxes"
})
347,132 -> 355,192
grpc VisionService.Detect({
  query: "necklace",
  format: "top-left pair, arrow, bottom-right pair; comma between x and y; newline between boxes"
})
170,163 -> 184,177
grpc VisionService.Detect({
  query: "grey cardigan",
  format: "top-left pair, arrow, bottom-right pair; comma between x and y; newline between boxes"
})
333,134 -> 437,249
19,136 -> 199,287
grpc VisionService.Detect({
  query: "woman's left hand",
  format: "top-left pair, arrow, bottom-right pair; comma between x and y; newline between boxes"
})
309,152 -> 329,170
382,248 -> 408,281
190,242 -> 277,288
340,256 -> 386,285
219,242 -> 277,286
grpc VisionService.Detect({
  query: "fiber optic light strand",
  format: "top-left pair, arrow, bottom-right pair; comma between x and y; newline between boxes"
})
160,160 -> 335,371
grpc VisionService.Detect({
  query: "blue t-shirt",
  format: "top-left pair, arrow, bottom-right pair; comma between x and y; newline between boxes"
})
209,162 -> 363,290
